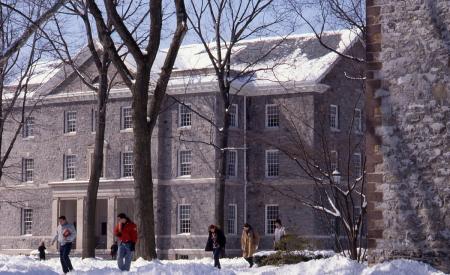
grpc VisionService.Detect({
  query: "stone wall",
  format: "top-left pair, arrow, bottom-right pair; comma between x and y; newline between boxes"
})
366,0 -> 450,272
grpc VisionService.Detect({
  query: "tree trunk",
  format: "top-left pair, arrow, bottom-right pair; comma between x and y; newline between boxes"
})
215,90 -> 230,230
82,64 -> 109,258
133,65 -> 157,260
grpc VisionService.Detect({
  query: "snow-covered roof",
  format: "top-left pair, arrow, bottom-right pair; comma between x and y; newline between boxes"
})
163,29 -> 358,85
5,60 -> 61,88
5,29 -> 358,97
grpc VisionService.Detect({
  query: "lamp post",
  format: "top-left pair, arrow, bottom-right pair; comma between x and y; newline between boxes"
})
332,169 -> 341,252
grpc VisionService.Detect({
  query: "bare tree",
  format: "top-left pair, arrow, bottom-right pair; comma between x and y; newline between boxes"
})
85,0 -> 188,259
0,0 -> 65,64
250,88 -> 366,261
288,0 -> 366,64
0,0 -> 60,184
187,0 -> 285,229
44,0 -> 131,257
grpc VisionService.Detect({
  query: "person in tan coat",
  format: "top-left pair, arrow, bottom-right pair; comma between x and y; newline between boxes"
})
241,223 -> 260,267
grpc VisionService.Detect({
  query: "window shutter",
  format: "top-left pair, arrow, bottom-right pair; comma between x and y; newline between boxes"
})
337,105 -> 340,129
20,208 -> 23,235
91,109 -> 95,132
63,111 -> 66,133
21,158 -> 24,182
119,152 -> 122,178
120,107 -> 123,130
63,154 -> 66,180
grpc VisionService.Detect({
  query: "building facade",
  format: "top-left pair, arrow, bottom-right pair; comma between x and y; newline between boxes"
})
0,31 -> 364,259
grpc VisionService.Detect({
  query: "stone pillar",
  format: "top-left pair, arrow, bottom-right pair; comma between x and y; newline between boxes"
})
366,0 -> 450,272
107,197 -> 117,248
51,198 -> 60,248
76,197 -> 85,250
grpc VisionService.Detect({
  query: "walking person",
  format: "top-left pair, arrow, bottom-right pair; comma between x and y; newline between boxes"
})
110,241 -> 118,260
241,223 -> 260,268
273,219 -> 286,250
114,213 -> 137,271
51,216 -> 76,274
205,224 -> 226,269
38,241 -> 46,261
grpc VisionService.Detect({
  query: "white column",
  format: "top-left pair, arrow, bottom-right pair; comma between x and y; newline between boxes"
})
107,197 -> 117,248
51,198 -> 60,249
76,197 -> 85,250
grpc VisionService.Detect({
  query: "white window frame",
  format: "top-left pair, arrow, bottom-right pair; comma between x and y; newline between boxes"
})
121,152 -> 134,178
22,158 -> 34,182
22,208 -> 33,235
178,150 -> 192,177
23,117 -> 34,138
354,108 -> 362,133
265,149 -> 279,178
229,104 -> 238,128
265,104 -> 280,128
227,204 -> 237,235
64,111 -> 77,133
227,150 -> 238,178
178,204 -> 191,234
329,104 -> 339,130
330,150 -> 338,172
265,204 -> 279,235
64,154 -> 76,180
352,153 -> 362,178
121,106 -> 133,130
178,103 -> 192,128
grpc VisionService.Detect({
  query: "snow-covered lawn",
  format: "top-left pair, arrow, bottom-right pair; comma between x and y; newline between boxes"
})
0,254 -> 446,275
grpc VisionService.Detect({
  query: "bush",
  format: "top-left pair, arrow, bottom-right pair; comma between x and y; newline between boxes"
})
274,234 -> 309,251
254,235 -> 331,267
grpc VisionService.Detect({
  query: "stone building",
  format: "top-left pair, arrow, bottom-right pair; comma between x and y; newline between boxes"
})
366,0 -> 450,272
0,30 -> 364,259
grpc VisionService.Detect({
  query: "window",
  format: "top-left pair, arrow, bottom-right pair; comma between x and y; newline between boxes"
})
266,104 -> 279,128
178,204 -> 191,234
227,150 -> 238,177
265,205 -> 279,235
179,104 -> 192,127
64,155 -> 76,180
64,111 -> 77,133
352,153 -> 362,178
330,151 -> 338,172
178,150 -> 192,176
121,106 -> 132,130
22,158 -> 34,182
329,105 -> 339,130
22,208 -> 33,235
354,108 -> 362,133
265,150 -> 279,177
229,104 -> 238,128
23,117 -> 34,137
91,109 -> 98,132
227,204 -> 237,235
89,151 -> 105,178
121,152 -> 134,177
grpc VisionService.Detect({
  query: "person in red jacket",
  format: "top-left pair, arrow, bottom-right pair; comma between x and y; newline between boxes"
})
114,213 -> 138,271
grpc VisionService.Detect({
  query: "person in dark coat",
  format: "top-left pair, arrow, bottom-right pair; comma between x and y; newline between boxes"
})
110,241 -> 118,260
205,224 -> 226,269
38,241 -> 46,261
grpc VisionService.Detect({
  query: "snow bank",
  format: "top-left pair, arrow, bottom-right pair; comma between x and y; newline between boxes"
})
0,254 -> 446,275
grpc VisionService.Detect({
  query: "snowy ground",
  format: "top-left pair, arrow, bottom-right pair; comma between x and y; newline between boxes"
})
0,253 -> 446,275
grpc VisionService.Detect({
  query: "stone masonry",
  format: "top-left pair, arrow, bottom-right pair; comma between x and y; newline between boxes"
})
366,0 -> 450,272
